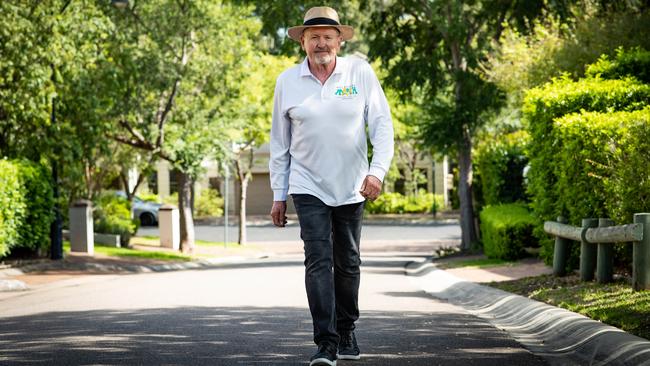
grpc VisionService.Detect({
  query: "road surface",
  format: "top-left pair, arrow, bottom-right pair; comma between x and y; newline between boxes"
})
0,253 -> 545,365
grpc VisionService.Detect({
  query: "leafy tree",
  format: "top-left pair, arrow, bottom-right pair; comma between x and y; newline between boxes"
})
486,5 -> 650,102
116,147 -> 158,204
1,1 -> 116,257
386,85 -> 430,197
102,0 -> 260,252
233,2 -> 436,209
226,54 -> 295,245
235,0 -> 375,56
1,1 -> 56,159
0,1 -> 114,169
364,0 -> 575,249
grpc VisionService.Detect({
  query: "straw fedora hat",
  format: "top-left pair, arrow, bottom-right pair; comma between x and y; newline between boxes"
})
287,6 -> 354,42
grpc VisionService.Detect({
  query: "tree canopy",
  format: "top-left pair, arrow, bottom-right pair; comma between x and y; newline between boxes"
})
363,0 -> 576,248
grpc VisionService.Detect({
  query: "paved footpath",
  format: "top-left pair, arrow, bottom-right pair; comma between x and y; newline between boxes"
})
0,254 -> 545,366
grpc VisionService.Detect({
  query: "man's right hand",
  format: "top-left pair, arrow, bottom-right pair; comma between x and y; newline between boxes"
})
270,201 -> 288,227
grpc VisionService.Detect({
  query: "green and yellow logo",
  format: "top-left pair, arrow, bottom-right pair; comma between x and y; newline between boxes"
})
335,85 -> 358,97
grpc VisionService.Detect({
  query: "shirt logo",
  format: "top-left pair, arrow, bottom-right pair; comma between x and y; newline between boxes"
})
334,85 -> 359,98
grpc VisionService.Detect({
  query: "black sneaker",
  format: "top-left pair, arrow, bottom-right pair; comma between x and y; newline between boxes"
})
338,331 -> 361,360
310,342 -> 337,366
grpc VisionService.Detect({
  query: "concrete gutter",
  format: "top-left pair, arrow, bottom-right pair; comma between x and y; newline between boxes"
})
0,256 -> 276,279
408,261 -> 650,366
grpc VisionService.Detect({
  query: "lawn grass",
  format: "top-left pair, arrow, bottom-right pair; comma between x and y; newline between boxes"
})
489,274 -> 650,340
63,241 -> 191,262
195,239 -> 240,247
131,236 -> 237,247
438,257 -> 513,269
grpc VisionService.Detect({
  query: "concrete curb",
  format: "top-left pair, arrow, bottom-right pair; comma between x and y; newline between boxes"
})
3,256 -> 281,277
407,261 -> 650,366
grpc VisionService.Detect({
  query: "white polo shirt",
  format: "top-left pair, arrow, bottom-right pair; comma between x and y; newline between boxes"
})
269,56 -> 394,206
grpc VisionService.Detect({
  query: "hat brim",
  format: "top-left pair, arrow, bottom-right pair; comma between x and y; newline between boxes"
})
287,24 -> 354,42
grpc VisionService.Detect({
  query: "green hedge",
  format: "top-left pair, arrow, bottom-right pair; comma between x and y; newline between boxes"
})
195,188 -> 224,218
586,48 -> 650,84
480,203 -> 537,260
597,108 -> 650,224
0,159 -> 54,258
17,161 -> 55,253
549,108 -> 650,266
475,130 -> 529,208
93,193 -> 137,247
524,76 -> 650,265
0,160 -> 25,257
365,192 -> 444,214
552,111 -> 625,223
137,192 -> 161,204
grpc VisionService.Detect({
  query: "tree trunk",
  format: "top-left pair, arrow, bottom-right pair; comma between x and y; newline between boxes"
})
234,150 -> 253,246
457,130 -> 477,250
178,172 -> 195,254
83,162 -> 94,200
238,175 -> 248,245
119,172 -> 136,220
409,147 -> 418,196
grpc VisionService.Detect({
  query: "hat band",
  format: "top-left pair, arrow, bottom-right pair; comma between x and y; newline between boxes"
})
303,17 -> 340,26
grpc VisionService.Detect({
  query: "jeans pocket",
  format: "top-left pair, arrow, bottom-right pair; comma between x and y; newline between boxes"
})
293,195 -> 331,241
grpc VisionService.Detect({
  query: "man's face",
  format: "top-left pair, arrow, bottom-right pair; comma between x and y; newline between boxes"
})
301,27 -> 342,66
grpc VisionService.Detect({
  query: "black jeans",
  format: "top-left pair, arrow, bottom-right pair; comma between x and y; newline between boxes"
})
292,194 -> 364,347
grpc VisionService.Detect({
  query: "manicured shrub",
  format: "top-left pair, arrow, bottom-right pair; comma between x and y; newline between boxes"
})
93,193 -> 137,247
15,160 -> 54,254
0,160 -> 26,258
195,188 -> 224,218
480,203 -> 537,260
365,192 -> 444,214
137,192 -> 161,203
599,108 -> 650,224
555,107 -> 650,223
524,76 -> 650,265
549,108 -> 650,267
0,159 -> 53,258
162,192 -> 179,206
475,130 -> 529,208
586,47 -> 650,84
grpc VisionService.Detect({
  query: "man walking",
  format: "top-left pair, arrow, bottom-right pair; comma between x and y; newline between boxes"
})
269,6 -> 394,366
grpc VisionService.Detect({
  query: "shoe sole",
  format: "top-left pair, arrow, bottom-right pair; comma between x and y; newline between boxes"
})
337,354 -> 361,360
309,358 -> 336,366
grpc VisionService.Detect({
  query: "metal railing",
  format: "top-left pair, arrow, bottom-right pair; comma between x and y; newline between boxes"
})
544,213 -> 650,291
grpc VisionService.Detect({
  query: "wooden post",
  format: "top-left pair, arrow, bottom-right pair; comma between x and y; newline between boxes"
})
553,216 -> 570,276
596,218 -> 614,284
580,218 -> 599,281
633,213 -> 650,291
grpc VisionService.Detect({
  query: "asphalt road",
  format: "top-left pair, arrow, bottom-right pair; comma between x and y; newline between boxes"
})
0,255 -> 545,365
137,222 -> 462,244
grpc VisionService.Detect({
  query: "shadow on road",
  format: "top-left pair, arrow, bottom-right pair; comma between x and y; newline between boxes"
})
0,305 -> 545,365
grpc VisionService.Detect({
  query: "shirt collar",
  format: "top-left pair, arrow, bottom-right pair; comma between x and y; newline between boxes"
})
300,56 -> 346,78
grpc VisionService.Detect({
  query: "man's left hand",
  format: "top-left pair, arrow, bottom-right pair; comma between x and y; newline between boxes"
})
360,175 -> 382,201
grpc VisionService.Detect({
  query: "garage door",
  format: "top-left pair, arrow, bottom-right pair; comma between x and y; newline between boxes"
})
243,173 -> 296,215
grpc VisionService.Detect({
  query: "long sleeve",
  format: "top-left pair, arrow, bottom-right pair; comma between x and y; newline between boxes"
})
363,65 -> 394,182
269,76 -> 291,201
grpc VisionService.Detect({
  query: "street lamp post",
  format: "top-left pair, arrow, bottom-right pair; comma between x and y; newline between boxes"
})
50,64 -> 63,260
223,161 -> 229,248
